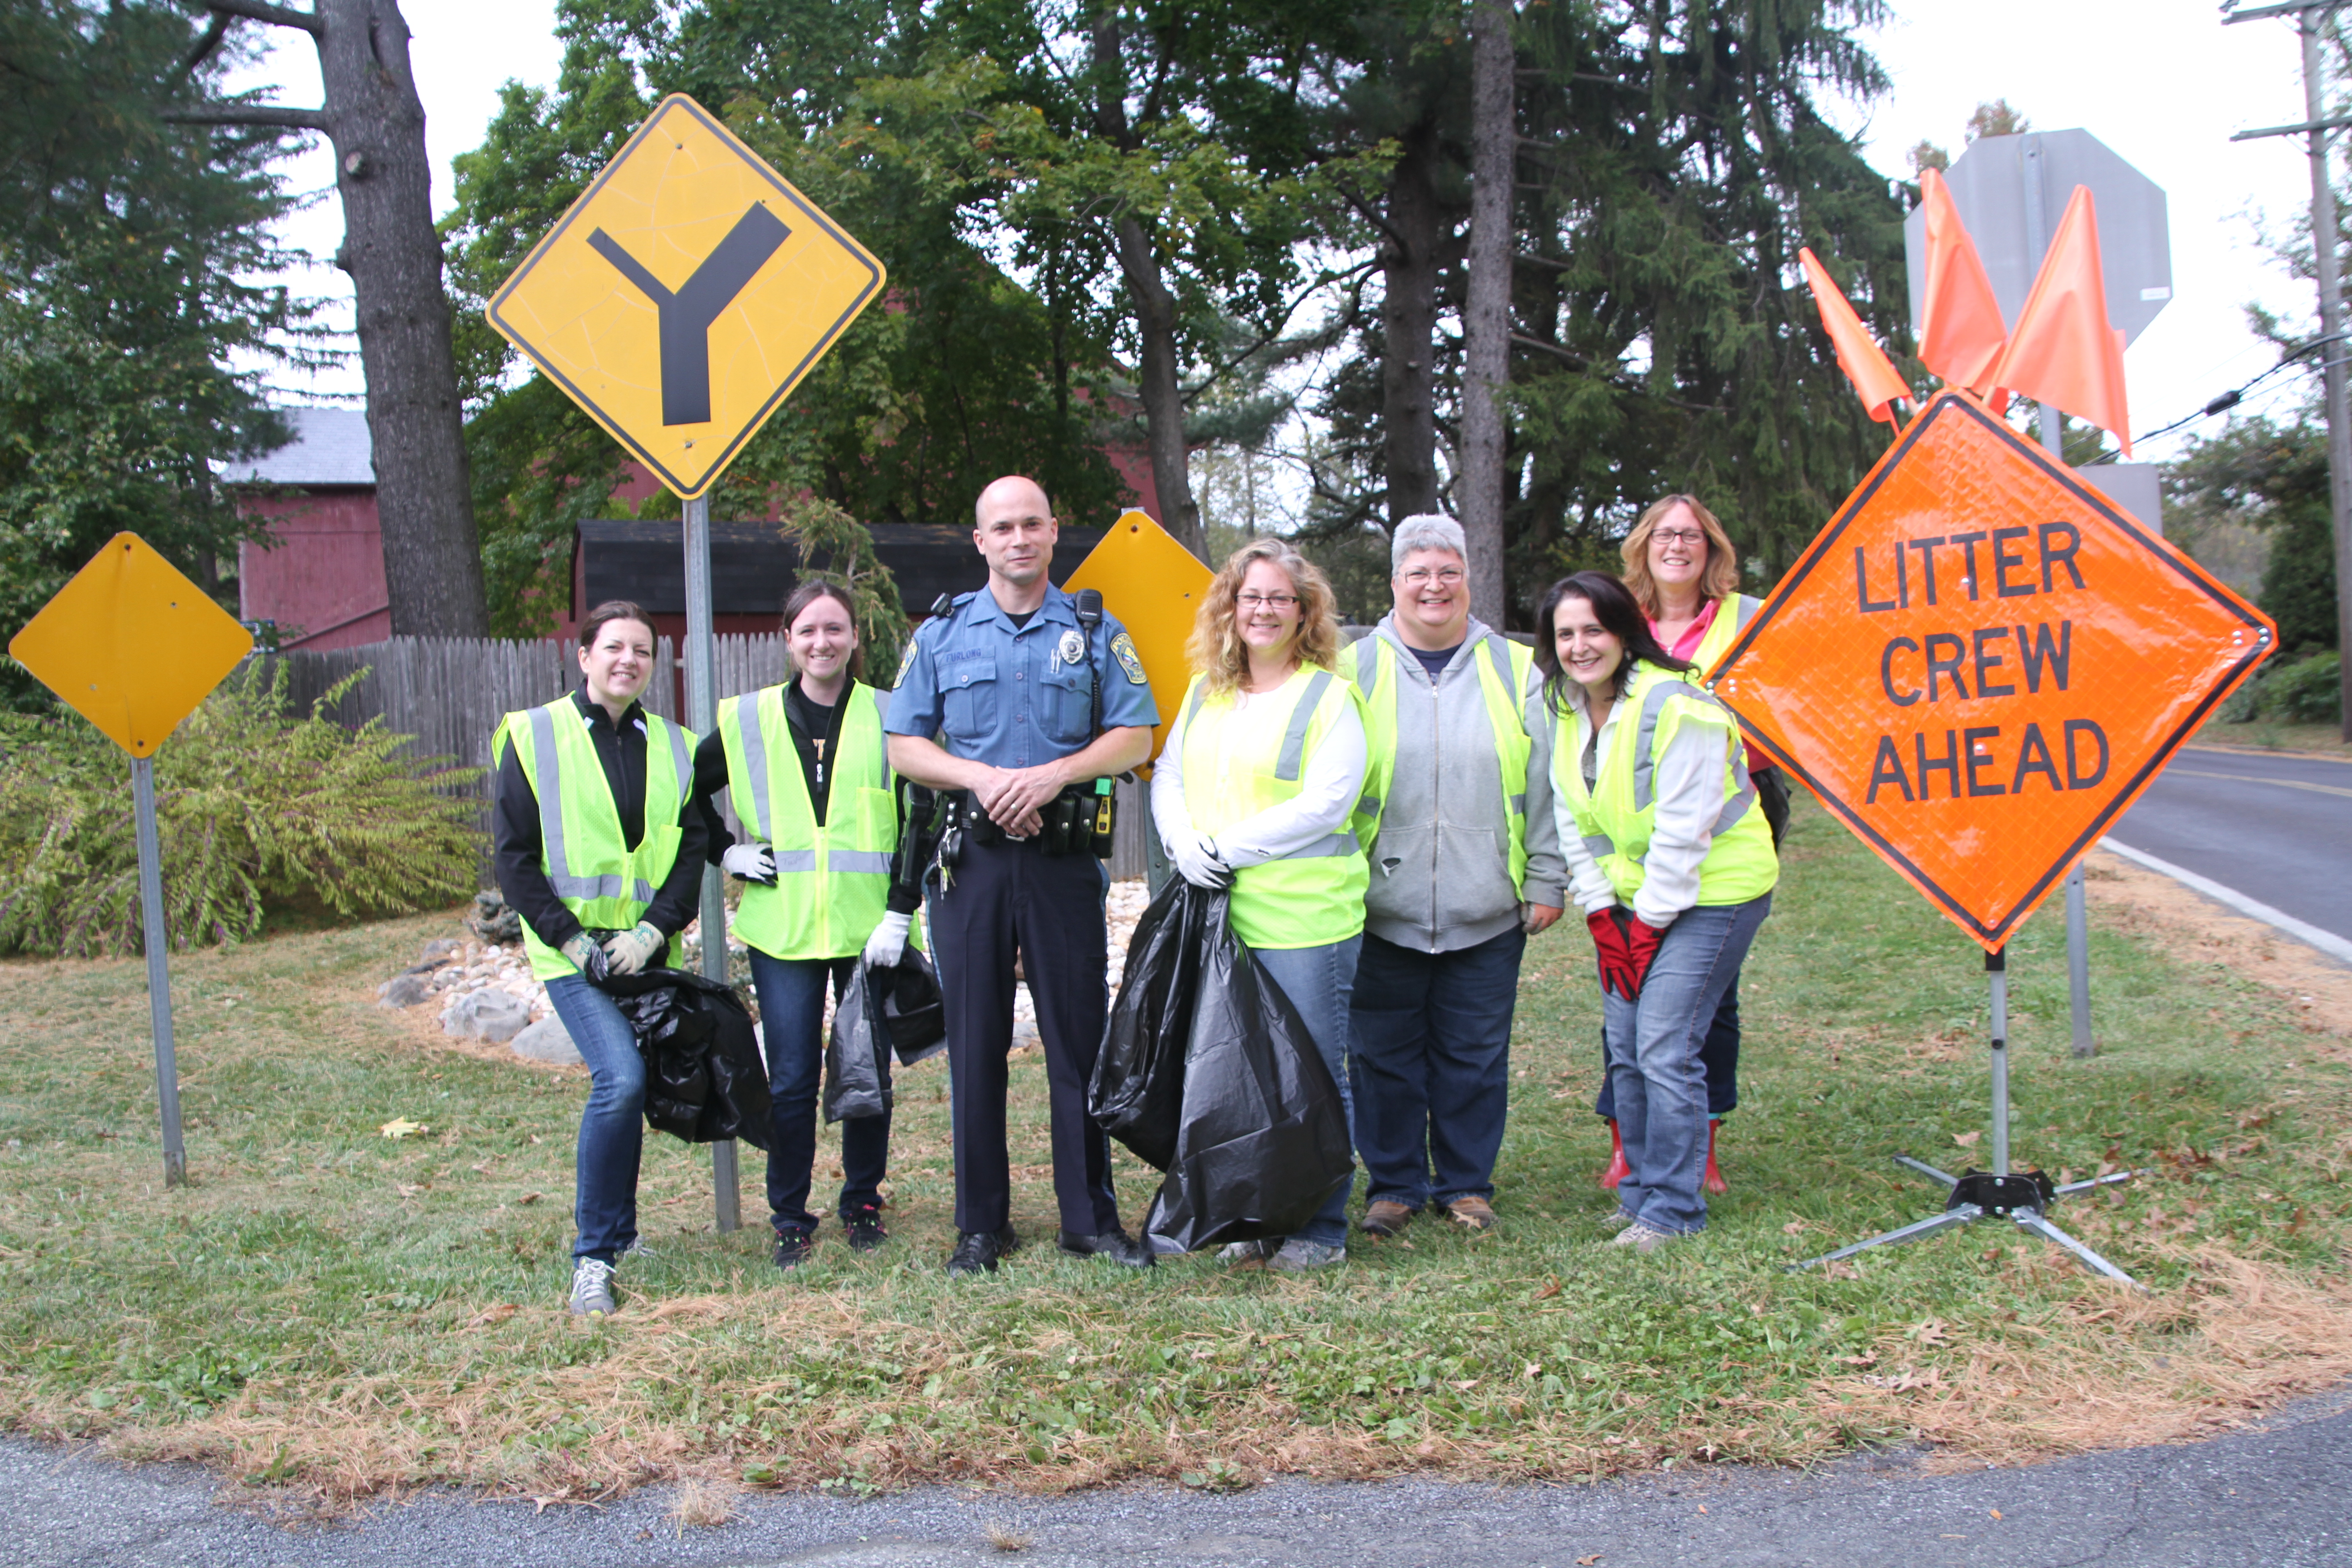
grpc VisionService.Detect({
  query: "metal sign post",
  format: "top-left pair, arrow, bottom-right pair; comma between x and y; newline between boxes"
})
131,756 -> 187,1187
682,492 -> 740,1232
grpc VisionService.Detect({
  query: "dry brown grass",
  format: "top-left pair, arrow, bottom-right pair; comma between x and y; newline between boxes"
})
665,1476 -> 738,1532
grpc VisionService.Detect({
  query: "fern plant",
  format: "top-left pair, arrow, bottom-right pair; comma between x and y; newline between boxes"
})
0,664 -> 483,956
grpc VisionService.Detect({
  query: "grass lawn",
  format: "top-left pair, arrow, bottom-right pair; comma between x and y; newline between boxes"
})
1,801 -> 2348,1505
2195,715 -> 2352,757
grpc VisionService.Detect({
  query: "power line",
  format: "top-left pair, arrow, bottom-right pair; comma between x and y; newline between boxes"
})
2082,332 -> 2342,460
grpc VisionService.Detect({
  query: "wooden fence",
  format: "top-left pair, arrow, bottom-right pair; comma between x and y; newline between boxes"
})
259,634 -> 1153,879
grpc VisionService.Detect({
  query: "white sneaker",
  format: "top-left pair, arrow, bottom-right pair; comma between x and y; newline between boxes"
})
1602,1209 -> 1640,1233
1609,1220 -> 1684,1254
568,1256 -> 617,1316
1219,1239 -> 1273,1264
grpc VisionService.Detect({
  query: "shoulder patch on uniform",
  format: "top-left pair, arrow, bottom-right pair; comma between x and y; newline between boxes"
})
893,635 -> 921,689
1110,631 -> 1147,685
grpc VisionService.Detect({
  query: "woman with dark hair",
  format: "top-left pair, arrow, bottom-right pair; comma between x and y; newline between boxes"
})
1534,573 -> 1777,1252
1598,495 -> 1788,1193
690,579 -> 923,1274
494,600 -> 708,1317
1152,537 -> 1369,1271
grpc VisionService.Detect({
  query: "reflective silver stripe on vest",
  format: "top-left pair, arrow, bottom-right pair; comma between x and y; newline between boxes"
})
1628,678 -> 1758,823
528,704 -> 649,904
1732,594 -> 1759,633
1352,641 -> 1382,696
1508,793 -> 1527,816
772,848 -> 818,873
658,717 -> 689,807
1186,681 -> 1210,728
1279,830 -> 1360,860
1355,792 -> 1382,819
828,850 -> 894,876
1582,832 -> 1617,858
735,692 -> 773,842
1275,670 -> 1334,782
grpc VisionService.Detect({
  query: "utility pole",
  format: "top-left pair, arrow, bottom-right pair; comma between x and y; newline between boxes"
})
2229,0 -> 2352,740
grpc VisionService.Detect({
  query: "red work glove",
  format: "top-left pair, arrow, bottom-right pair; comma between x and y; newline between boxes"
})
1620,910 -> 1668,998
1587,908 -> 1637,999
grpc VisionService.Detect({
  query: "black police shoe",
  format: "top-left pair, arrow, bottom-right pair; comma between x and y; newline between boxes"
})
946,1226 -> 1020,1276
773,1230 -> 814,1272
1056,1228 -> 1154,1268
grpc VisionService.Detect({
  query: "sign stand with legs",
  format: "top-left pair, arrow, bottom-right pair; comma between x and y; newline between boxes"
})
1790,947 -> 2142,1283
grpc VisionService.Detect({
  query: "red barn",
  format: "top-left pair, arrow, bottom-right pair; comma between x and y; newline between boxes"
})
225,407 -> 387,651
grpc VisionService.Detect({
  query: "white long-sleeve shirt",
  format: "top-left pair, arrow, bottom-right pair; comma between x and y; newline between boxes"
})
1151,676 -> 1367,867
1550,684 -> 1728,927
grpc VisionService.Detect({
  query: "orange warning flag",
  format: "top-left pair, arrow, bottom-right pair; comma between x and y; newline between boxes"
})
1916,168 -> 2009,410
1990,185 -> 2133,456
1798,248 -> 1910,424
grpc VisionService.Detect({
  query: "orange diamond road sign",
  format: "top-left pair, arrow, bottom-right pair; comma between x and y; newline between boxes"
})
486,93 -> 885,500
1710,391 -> 2273,950
7,533 -> 253,756
1063,510 -> 1215,768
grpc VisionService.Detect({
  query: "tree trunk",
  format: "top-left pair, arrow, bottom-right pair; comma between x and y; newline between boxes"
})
1459,0 -> 1515,628
1111,215 -> 1202,559
1381,120 -> 1443,526
314,0 -> 486,637
1091,16 -> 1201,560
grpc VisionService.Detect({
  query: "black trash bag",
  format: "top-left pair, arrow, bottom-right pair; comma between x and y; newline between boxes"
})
1088,881 -> 1353,1252
1088,875 -> 1218,1172
877,947 -> 947,1067
823,959 -> 898,1123
601,967 -> 772,1151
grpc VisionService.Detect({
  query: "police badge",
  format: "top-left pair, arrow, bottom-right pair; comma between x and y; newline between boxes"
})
1058,628 -> 1087,668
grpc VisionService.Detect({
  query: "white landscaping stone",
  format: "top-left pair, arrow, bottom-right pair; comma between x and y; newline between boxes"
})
509,1014 -> 583,1066
446,988 -> 532,1044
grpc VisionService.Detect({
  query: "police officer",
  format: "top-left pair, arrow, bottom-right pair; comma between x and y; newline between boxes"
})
885,475 -> 1160,1275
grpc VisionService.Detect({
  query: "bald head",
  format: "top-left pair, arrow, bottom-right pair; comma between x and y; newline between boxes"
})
975,474 -> 1051,527
972,474 -> 1058,599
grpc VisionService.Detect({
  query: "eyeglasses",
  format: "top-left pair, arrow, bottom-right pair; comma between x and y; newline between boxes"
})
1651,528 -> 1708,547
1399,567 -> 1465,587
1235,592 -> 1299,610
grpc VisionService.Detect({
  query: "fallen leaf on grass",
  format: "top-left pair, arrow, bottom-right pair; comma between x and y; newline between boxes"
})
466,1303 -> 518,1329
380,1118 -> 427,1140
1953,1131 -> 1982,1148
517,1192 -> 543,1205
394,1184 -> 422,1198
1532,1276 -> 1562,1300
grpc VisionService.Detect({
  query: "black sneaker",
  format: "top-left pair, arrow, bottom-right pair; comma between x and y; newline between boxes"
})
844,1206 -> 889,1252
1056,1228 -> 1154,1268
773,1230 -> 814,1272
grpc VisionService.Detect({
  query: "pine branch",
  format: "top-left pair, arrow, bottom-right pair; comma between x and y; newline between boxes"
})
164,105 -> 331,132
201,0 -> 324,36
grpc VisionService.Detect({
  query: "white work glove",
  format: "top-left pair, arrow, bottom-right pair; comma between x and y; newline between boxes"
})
559,931 -> 610,983
1169,829 -> 1232,890
722,842 -> 777,886
603,920 -> 664,976
862,909 -> 913,968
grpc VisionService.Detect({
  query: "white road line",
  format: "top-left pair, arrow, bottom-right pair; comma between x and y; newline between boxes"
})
2100,838 -> 2352,967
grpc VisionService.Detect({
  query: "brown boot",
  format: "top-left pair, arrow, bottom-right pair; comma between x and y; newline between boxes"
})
1359,1200 -> 1416,1239
1444,1194 -> 1498,1232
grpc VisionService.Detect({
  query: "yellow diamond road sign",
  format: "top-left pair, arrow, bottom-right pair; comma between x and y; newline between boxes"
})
8,533 -> 253,756
487,94 -> 886,500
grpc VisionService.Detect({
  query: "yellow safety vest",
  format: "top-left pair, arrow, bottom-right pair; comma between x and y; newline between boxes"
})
495,701 -> 691,981
1551,661 -> 1777,908
1338,631 -> 1535,893
1176,667 -> 1369,951
717,681 -> 899,961
1687,593 -> 1764,679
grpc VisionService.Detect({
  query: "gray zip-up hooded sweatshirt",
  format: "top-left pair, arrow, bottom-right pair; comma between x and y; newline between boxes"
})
1355,614 -> 1567,953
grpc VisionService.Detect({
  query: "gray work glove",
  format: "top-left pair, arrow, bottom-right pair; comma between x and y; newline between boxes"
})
603,921 -> 664,976
1170,829 -> 1232,890
862,909 -> 913,968
560,931 -> 611,984
722,842 -> 777,886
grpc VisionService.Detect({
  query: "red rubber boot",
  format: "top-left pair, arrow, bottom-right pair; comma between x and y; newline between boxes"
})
1701,1117 -> 1729,1195
1598,1119 -> 1629,1189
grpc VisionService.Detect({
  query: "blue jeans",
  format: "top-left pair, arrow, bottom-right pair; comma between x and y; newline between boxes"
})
1602,895 -> 1773,1235
1595,977 -> 1744,1119
1253,936 -> 1362,1248
1348,926 -> 1527,1210
747,950 -> 890,1236
545,975 -> 646,1264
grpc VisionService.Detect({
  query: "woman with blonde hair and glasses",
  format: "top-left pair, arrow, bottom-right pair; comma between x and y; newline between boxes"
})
1151,538 -> 1371,1272
1592,494 -> 1789,1193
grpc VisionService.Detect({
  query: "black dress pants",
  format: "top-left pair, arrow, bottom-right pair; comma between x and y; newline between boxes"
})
927,837 -> 1119,1236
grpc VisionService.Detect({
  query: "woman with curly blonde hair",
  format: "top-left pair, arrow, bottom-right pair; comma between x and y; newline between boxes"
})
1152,537 -> 1369,1271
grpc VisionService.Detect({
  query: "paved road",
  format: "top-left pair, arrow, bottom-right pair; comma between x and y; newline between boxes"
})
2111,745 -> 2352,944
8,1387 -> 2347,1568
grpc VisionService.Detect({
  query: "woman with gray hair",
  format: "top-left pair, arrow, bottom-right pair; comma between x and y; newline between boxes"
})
1152,537 -> 1370,1271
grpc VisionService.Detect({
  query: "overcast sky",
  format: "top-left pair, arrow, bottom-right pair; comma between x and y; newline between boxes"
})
229,0 -> 2323,469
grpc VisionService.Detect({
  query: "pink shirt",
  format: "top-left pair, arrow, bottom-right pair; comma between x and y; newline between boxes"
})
1649,599 -> 1772,775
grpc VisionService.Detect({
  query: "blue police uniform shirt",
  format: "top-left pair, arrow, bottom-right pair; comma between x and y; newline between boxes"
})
885,584 -> 1158,768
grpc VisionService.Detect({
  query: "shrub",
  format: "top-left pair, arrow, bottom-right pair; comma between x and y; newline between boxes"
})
0,665 -> 484,956
2263,651 -> 2341,725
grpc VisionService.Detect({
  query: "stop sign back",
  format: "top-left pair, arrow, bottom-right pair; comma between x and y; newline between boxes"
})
1710,392 -> 2272,950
